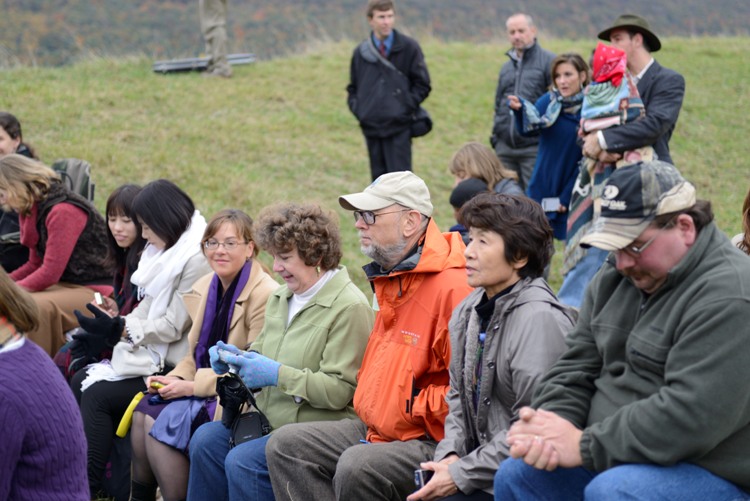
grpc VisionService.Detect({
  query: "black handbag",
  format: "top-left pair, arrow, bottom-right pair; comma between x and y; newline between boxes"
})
410,107 -> 433,138
229,388 -> 271,448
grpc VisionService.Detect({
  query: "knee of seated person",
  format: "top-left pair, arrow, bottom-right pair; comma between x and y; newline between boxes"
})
584,465 -> 641,498
189,421 -> 222,459
265,423 -> 295,458
494,458 -> 530,488
335,444 -> 372,480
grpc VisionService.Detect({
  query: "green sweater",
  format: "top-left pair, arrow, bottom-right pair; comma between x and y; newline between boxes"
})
533,223 -> 750,491
251,266 -> 374,430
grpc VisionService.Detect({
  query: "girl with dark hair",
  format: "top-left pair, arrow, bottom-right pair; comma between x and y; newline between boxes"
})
103,184 -> 148,317
409,193 -> 575,500
71,179 -> 211,500
508,53 -> 590,241
0,111 -> 37,159
0,111 -> 37,272
54,184 -> 147,379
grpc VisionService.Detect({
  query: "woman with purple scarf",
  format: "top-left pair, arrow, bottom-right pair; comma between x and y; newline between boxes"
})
128,209 -> 278,501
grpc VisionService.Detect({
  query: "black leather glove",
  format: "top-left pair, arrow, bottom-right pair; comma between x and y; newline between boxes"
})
75,304 -> 125,341
73,304 -> 125,358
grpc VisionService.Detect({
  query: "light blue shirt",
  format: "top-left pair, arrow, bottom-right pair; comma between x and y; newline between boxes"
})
371,31 -> 394,56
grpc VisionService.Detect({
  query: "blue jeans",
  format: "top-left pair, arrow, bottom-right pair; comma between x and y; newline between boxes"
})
187,421 -> 274,501
494,458 -> 750,500
557,247 -> 609,309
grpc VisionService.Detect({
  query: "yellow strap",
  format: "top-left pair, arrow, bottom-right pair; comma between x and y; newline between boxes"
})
115,391 -> 147,437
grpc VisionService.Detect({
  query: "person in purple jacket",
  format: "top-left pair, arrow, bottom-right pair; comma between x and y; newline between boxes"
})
0,267 -> 88,500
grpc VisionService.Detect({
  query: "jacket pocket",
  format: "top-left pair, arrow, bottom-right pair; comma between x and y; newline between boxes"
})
626,334 -> 668,378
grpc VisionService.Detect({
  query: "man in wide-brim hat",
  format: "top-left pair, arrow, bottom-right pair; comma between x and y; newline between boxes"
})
581,13 -> 685,165
598,13 -> 662,52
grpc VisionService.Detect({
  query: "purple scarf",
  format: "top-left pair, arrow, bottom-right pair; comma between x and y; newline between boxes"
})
194,261 -> 252,368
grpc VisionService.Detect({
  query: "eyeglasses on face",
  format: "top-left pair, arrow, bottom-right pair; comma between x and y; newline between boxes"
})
353,209 -> 409,225
204,239 -> 246,251
617,222 -> 674,259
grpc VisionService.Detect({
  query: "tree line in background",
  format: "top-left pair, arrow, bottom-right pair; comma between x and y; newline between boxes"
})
1,0 -> 748,66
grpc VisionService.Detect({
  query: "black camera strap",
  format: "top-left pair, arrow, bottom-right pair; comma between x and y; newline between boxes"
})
242,390 -> 272,434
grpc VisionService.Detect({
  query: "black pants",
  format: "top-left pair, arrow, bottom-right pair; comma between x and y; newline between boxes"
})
439,490 -> 494,500
72,369 -> 147,496
365,128 -> 412,181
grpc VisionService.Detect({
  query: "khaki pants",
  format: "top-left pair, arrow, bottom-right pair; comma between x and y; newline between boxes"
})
267,418 -> 437,501
199,0 -> 231,75
27,283 -> 97,355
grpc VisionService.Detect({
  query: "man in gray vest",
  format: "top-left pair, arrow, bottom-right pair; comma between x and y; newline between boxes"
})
490,13 -> 554,190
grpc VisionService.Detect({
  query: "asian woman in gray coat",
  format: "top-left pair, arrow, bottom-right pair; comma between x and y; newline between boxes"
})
408,193 -> 576,500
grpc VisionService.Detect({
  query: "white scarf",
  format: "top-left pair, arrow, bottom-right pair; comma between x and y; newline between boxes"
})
80,210 -> 206,391
131,210 -> 207,319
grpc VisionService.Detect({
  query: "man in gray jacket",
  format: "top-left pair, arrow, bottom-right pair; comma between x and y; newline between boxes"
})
494,160 -> 750,499
490,13 -> 554,190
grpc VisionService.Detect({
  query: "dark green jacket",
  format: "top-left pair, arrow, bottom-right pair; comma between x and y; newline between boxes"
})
533,223 -> 750,491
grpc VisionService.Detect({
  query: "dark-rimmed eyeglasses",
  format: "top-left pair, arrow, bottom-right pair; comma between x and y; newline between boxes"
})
204,239 -> 246,251
353,209 -> 409,225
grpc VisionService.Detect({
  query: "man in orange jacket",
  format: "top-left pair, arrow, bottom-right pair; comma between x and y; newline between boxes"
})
265,171 -> 473,500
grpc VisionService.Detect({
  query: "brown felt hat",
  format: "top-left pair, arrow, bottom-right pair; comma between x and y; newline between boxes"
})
598,14 -> 661,52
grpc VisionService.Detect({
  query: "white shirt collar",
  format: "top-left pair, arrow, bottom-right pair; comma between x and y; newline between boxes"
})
633,57 -> 655,84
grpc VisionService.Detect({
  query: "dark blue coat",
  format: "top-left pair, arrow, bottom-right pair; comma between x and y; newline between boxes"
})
515,92 -> 582,240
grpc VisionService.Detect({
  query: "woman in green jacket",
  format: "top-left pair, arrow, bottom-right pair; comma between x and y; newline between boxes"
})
185,202 -> 374,501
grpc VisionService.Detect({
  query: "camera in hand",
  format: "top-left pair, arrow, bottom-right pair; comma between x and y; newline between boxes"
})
216,372 -> 251,428
414,469 -> 434,488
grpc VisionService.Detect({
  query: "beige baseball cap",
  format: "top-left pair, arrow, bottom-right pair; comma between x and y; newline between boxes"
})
339,171 -> 433,217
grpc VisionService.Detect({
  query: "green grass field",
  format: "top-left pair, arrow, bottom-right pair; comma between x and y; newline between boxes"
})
1,37 -> 747,293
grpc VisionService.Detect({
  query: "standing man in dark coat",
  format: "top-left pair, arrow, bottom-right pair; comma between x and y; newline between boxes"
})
490,13 -> 555,190
347,0 -> 431,181
582,14 -> 685,164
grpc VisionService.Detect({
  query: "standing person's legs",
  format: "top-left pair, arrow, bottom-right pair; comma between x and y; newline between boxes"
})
225,434 -> 274,501
366,136 -> 388,181
29,283 -> 97,355
266,418 -> 369,501
76,375 -> 147,497
557,247 -> 609,309
584,463 -> 750,501
497,146 -> 537,191
382,128 -> 413,175
334,439 -> 437,501
199,0 -> 231,76
493,457 -> 594,500
187,421 -> 232,501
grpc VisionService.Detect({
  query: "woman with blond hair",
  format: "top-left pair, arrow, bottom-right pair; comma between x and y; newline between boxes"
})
0,268 -> 88,499
0,153 -> 110,354
449,142 -> 524,196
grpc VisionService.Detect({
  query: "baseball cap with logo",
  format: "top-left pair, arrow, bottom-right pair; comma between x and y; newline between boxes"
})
339,171 -> 433,217
580,161 -> 696,251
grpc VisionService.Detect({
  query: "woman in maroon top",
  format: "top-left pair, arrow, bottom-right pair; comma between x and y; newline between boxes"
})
0,154 -> 110,354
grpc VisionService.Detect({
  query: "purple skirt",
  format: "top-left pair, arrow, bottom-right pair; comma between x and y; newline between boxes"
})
135,396 -> 217,453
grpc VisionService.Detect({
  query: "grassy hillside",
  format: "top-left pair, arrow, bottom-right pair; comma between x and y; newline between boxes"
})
0,37 -> 747,294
